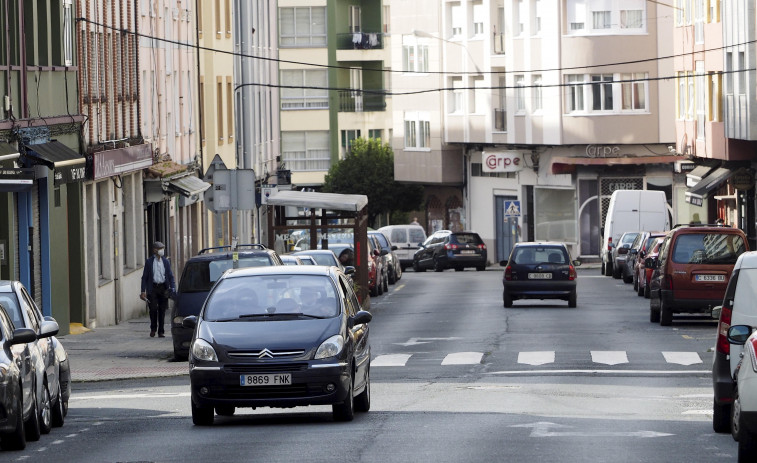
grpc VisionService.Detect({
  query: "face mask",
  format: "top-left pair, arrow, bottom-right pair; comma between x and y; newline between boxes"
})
157,249 -> 164,257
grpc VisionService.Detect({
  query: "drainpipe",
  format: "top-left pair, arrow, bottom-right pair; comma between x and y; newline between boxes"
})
134,0 -> 141,138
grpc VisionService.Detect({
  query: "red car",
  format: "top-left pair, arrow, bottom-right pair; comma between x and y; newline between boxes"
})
635,237 -> 663,298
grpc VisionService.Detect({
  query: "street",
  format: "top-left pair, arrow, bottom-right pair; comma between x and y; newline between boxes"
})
7,267 -> 737,462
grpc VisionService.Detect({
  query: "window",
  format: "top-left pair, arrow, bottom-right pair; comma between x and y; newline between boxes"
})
725,52 -> 733,95
675,0 -> 684,25
709,0 -> 719,22
281,131 -> 330,171
63,0 -> 73,65
402,37 -> 429,73
515,0 -> 525,35
568,0 -> 585,30
568,0 -> 646,34
532,75 -> 543,111
280,70 -> 328,109
341,130 -> 361,157
591,74 -> 613,111
226,77 -> 233,140
472,2 -> 484,36
621,73 -> 647,111
738,52 -> 745,95
217,77 -> 224,143
404,112 -> 431,149
450,78 -> 464,113
678,72 -> 686,118
592,11 -> 611,29
225,0 -> 231,36
620,10 -> 643,29
349,6 -> 361,33
514,75 -> 525,112
279,7 -> 327,47
566,75 -> 585,112
451,4 -> 463,37
369,129 -> 382,140
532,0 -> 543,34
709,72 -> 721,122
383,5 -> 390,33
687,71 -> 695,119
696,62 -> 705,140
694,0 -> 704,42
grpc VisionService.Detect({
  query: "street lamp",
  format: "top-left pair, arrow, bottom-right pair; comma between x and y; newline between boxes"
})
411,29 -> 482,74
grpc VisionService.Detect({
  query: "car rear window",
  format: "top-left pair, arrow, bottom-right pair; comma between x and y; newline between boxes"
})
671,233 -> 746,264
621,233 -> 639,245
511,246 -> 568,265
453,233 -> 483,245
180,256 -> 275,292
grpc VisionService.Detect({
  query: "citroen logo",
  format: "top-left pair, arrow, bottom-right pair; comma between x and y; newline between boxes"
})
257,348 -> 274,359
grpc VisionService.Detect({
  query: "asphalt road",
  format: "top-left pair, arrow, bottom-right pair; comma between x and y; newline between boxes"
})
9,267 -> 738,462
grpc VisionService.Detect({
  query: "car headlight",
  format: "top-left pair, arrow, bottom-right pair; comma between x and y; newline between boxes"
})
191,339 -> 218,362
173,316 -> 185,325
315,335 -> 344,359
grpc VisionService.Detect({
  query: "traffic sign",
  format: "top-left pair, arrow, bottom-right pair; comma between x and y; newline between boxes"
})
504,200 -> 521,217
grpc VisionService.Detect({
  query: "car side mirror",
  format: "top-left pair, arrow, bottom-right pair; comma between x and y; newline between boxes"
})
344,266 -> 356,275
639,250 -> 646,259
39,320 -> 59,338
380,249 -> 389,256
573,260 -> 582,267
182,315 -> 198,329
628,249 -> 638,256
350,310 -> 372,328
727,325 -> 754,345
391,245 -> 398,251
499,260 -> 509,267
644,257 -> 657,269
711,306 -> 722,320
8,328 -> 37,346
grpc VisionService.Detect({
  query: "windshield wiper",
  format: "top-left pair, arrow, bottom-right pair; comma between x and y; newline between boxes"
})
237,312 -> 322,319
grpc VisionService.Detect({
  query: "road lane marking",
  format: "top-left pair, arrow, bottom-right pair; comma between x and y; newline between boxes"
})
372,354 -> 412,367
511,422 -> 674,438
442,352 -> 483,365
591,351 -> 629,365
518,351 -> 555,366
662,352 -> 702,365
486,369 -> 710,376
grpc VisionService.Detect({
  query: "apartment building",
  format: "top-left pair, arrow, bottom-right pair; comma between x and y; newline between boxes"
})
278,0 -> 392,191
0,1 -> 85,333
392,1 -> 677,261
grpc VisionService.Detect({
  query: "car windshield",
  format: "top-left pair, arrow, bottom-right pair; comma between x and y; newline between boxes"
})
298,252 -> 338,267
621,233 -> 639,246
0,292 -> 23,327
511,246 -> 567,265
671,233 -> 746,264
179,256 -> 275,293
204,274 -> 339,321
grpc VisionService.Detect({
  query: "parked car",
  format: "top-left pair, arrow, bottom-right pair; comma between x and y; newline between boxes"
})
635,236 -> 664,298
725,325 -> 757,461
628,232 -> 667,290
412,230 -> 487,272
601,190 -> 670,276
369,230 -> 402,284
648,224 -> 748,326
297,255 -> 318,265
612,231 -> 640,280
183,265 -> 372,425
712,251 -> 757,434
378,224 -> 428,271
0,303 -> 38,450
500,242 -> 580,308
281,255 -> 304,266
171,244 -> 284,361
368,234 -> 388,296
0,280 -> 71,441
293,249 -> 353,274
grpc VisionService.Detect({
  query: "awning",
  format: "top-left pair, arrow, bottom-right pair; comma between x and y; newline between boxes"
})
686,165 -> 715,188
550,155 -> 679,174
0,167 -> 34,192
266,190 -> 368,212
685,167 -> 736,206
166,174 -> 211,197
0,142 -> 20,162
24,141 -> 86,185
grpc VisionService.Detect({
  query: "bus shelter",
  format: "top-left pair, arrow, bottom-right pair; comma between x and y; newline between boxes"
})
266,190 -> 370,303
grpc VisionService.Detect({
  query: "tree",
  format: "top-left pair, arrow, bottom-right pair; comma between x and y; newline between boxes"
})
322,138 -> 424,226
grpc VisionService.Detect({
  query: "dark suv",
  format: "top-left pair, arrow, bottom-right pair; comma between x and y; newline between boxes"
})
647,224 -> 748,326
412,230 -> 487,272
170,244 -> 283,360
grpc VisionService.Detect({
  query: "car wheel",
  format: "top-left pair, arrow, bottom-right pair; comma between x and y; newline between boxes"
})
650,295 -> 661,323
568,291 -> 577,308
191,400 -> 214,426
395,265 -> 402,281
215,406 -> 235,417
714,399 -> 732,433
433,257 -> 444,272
413,260 -> 425,273
732,389 -> 742,441
604,261 -> 613,276
51,381 -> 65,428
637,278 -> 644,297
383,273 -> 389,293
24,385 -> 41,442
659,298 -> 673,326
644,283 -> 651,299
0,393 -> 26,451
370,280 -> 379,297
622,273 -> 633,284
388,268 -> 396,284
377,276 -> 384,295
355,368 -> 370,413
633,275 -> 638,292
332,375 -> 355,422
39,379 -> 52,435
612,264 -> 621,279
503,291 -> 513,308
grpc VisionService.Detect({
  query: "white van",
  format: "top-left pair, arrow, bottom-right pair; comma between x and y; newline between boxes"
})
600,190 -> 669,276
378,224 -> 428,271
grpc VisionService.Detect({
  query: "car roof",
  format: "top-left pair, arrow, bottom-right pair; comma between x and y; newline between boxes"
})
222,264 -> 338,279
186,248 -> 278,263
513,241 -> 568,247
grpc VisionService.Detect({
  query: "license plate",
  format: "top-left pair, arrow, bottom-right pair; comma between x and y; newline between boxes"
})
695,274 -> 725,282
240,373 -> 292,387
460,250 -> 476,255
528,273 -> 552,279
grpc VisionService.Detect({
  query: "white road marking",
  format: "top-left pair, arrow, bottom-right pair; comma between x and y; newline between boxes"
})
372,354 -> 412,367
442,352 -> 483,365
487,369 -> 710,375
511,422 -> 674,438
662,352 -> 703,365
682,410 -> 713,415
394,337 -> 463,347
72,392 -> 190,401
591,351 -> 629,365
518,351 -> 555,366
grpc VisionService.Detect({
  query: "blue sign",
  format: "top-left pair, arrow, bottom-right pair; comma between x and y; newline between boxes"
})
504,201 -> 521,217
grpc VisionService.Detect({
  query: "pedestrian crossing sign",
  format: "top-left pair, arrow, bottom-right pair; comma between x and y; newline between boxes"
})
504,201 -> 521,217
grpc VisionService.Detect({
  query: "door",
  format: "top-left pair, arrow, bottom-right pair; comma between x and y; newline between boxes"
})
495,196 -> 518,262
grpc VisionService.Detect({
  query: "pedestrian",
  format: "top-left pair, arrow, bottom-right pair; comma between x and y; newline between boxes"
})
715,217 -> 725,226
410,217 -> 419,225
338,247 -> 354,267
140,241 -> 175,338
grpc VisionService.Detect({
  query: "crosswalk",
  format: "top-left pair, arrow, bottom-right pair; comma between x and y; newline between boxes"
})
372,350 -> 706,368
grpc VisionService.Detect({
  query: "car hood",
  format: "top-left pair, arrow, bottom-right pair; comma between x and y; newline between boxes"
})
175,291 -> 209,317
198,317 -> 343,352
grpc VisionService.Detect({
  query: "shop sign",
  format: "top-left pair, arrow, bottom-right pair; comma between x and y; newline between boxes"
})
483,151 -> 524,173
733,171 -> 754,191
54,164 -> 87,185
92,143 -> 153,180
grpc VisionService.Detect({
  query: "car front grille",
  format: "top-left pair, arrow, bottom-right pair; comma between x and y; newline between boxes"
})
224,363 -> 309,373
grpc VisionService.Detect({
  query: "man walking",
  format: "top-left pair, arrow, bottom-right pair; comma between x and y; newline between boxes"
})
140,241 -> 175,337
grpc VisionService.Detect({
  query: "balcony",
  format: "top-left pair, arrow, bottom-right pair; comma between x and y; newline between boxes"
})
493,33 -> 505,54
338,91 -> 386,113
336,32 -> 385,50
494,109 -> 507,132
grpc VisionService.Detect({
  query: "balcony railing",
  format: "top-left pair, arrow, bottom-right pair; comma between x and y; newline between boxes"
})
336,32 -> 385,50
494,108 -> 507,132
339,91 -> 387,112
493,33 -> 505,54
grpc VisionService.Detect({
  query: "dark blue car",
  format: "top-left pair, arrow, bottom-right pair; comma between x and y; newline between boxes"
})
170,245 -> 283,360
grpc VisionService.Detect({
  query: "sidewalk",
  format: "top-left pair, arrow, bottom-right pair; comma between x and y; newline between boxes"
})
58,317 -> 188,383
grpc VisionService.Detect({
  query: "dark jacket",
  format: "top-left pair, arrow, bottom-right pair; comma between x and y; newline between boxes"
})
141,255 -> 176,294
